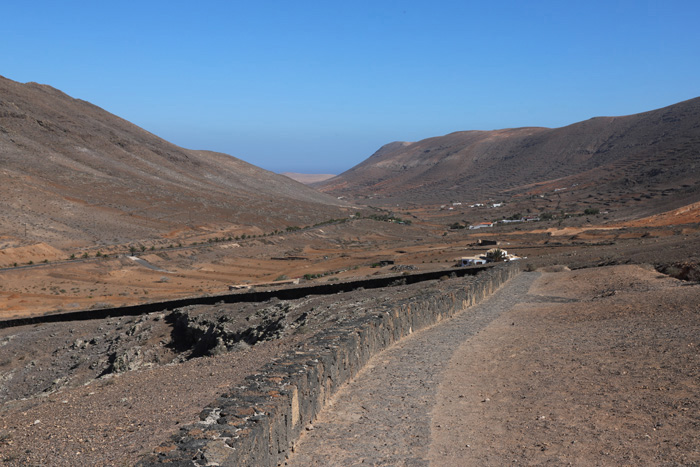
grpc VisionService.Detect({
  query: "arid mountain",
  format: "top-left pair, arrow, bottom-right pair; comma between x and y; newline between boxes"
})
318,98 -> 700,218
0,76 -> 348,249
281,172 -> 336,185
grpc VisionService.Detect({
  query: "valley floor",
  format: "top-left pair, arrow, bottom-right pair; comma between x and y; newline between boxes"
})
284,265 -> 699,466
1,265 -> 698,465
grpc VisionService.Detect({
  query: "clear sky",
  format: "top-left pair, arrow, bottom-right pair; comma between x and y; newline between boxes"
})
3,1 -> 699,174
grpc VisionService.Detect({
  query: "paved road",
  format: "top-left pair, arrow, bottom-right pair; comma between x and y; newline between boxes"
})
285,272 -> 538,466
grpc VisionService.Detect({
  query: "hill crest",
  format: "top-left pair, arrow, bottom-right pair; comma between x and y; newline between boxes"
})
0,76 -> 348,249
318,97 -> 700,219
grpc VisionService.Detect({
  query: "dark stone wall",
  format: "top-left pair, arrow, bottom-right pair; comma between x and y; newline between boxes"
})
0,265 -> 490,329
138,262 -> 521,466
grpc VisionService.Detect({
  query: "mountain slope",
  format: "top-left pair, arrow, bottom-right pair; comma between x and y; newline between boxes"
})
0,76 -> 347,248
318,98 -> 700,217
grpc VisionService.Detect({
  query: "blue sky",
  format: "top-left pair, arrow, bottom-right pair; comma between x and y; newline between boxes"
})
3,1 -> 699,174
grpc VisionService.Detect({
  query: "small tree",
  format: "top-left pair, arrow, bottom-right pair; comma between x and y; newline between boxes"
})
486,248 -> 505,262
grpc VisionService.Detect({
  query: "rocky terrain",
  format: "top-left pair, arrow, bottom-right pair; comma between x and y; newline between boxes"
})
0,274 -> 467,465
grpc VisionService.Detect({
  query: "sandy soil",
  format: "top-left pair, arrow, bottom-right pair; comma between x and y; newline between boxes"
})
2,214 -> 699,320
431,265 -> 700,465
1,208 -> 699,465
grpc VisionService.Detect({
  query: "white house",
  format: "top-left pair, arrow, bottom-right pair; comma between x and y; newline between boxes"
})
460,256 -> 487,266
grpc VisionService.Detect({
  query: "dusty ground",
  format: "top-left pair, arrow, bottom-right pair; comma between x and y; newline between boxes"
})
0,275 -> 464,465
2,211 -> 699,320
283,265 -> 699,466
431,265 -> 700,465
0,219 -> 451,319
1,206 -> 699,465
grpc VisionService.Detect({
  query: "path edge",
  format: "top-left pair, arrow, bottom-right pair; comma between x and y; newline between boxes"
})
137,262 -> 521,466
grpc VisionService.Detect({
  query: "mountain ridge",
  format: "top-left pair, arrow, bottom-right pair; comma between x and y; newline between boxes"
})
0,76 -> 348,249
318,97 -> 700,218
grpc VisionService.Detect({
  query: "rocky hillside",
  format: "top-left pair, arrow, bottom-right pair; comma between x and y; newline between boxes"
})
0,76 -> 347,249
318,97 -> 700,218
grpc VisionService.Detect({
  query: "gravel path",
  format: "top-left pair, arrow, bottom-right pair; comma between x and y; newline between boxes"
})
285,272 -> 538,466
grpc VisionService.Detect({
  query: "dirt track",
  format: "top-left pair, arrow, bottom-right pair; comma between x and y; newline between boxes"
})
287,265 -> 700,466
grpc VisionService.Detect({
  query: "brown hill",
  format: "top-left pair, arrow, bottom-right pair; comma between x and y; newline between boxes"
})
318,98 -> 700,219
0,76 -> 348,249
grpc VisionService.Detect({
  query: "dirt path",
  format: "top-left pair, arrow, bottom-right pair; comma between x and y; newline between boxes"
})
285,272 -> 538,466
430,265 -> 700,465
286,266 -> 700,466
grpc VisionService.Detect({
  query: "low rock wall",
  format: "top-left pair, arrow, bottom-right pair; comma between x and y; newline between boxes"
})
138,262 -> 520,466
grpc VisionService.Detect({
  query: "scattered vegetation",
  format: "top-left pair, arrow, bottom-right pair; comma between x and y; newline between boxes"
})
364,213 -> 411,225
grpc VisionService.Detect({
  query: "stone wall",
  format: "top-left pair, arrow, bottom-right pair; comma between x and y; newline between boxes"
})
138,262 -> 521,466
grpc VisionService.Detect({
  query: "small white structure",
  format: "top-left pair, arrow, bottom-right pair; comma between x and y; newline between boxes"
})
460,256 -> 487,266
469,222 -> 494,230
